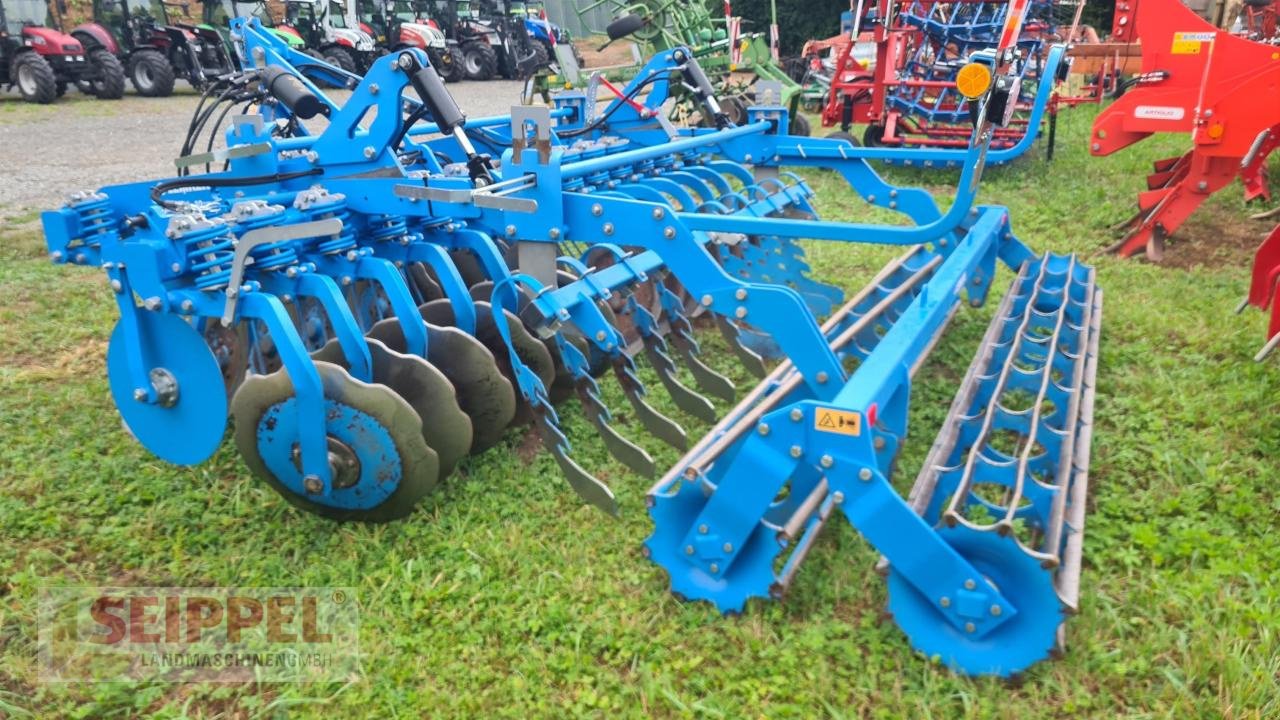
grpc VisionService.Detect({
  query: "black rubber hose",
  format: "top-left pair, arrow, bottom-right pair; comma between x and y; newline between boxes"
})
151,168 -> 324,209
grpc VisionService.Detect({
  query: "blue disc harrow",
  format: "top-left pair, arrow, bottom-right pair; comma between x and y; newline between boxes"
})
40,15 -> 1100,676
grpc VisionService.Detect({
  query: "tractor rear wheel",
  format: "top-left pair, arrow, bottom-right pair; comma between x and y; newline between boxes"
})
443,46 -> 465,82
14,53 -> 57,104
461,40 -> 497,81
322,46 -> 357,75
527,41 -> 549,72
128,50 -> 175,97
789,113 -> 811,136
88,49 -> 125,100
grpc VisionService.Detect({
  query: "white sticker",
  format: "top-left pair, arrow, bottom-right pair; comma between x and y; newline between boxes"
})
1134,105 -> 1186,121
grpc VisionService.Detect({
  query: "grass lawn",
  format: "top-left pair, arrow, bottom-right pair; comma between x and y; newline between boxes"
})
1,104 -> 1278,718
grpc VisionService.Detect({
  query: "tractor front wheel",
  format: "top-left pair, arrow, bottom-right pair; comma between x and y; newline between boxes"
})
128,50 -> 175,97
13,53 -> 57,104
88,49 -> 125,100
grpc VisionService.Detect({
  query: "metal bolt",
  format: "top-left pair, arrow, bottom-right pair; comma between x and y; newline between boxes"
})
744,154 -> 753,163
940,597 -> 951,608
363,146 -> 376,159
685,545 -> 694,555
595,330 -> 607,341
789,445 -> 802,458
548,227 -> 561,240
867,194 -> 876,203
832,491 -> 844,505
709,563 -> 720,574
1196,181 -> 1209,192
939,238 -> 948,247
144,297 -> 162,311
369,83 -> 379,95
603,222 -> 615,236
889,201 -> 897,210
1091,142 -> 1101,152
651,207 -> 665,220
757,423 -> 770,436
303,475 -> 324,494
591,203 -> 603,217
734,306 -> 747,319
819,454 -> 833,468
722,542 -> 733,553
133,388 -> 148,402
701,295 -> 713,307
991,605 -> 1002,616
789,408 -> 803,422
171,262 -> 181,273
663,227 -> 676,239
874,436 -> 886,450
110,279 -> 123,293
965,622 -> 976,633
698,524 -> 708,534
181,300 -> 194,312
858,468 -> 873,481
734,288 -> 747,300
505,225 -> 517,237
816,371 -> 828,384
965,579 -> 977,590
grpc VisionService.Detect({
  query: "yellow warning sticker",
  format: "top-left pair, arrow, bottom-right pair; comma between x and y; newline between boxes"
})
814,408 -> 861,436
1171,31 -> 1214,54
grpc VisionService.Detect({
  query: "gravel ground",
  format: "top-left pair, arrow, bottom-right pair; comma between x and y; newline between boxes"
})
0,79 -> 528,221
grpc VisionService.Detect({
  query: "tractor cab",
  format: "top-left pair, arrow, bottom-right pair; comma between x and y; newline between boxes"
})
204,0 -> 306,64
280,0 -> 374,73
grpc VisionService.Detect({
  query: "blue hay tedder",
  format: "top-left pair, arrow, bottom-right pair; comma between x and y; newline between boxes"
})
42,7 -> 1100,676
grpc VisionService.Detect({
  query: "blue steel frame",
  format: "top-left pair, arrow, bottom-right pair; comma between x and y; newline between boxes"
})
40,20 -> 1090,676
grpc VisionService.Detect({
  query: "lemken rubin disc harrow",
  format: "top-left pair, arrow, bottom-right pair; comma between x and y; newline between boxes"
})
41,10 -> 1100,676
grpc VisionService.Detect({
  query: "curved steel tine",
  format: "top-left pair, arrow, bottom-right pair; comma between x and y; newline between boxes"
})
556,335 -> 656,477
626,296 -> 716,422
611,353 -> 688,450
714,314 -> 767,379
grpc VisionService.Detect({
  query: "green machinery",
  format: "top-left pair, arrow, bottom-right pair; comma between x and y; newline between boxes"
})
534,0 -> 807,134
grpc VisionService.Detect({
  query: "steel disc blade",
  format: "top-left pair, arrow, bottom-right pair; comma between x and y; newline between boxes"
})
365,339 -> 471,482
407,262 -> 443,302
230,361 -> 438,522
472,279 -> 576,401
420,298 -> 555,425
201,318 -> 250,406
369,315 -> 517,454
107,311 -> 228,465
448,249 -> 488,287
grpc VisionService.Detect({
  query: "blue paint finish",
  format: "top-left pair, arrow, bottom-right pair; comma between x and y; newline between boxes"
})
255,396 -> 403,510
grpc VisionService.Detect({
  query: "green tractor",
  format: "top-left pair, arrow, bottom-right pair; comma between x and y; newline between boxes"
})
203,0 -> 307,67
573,0 -> 809,134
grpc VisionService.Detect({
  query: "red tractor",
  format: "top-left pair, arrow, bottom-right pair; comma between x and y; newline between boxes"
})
0,0 -> 124,103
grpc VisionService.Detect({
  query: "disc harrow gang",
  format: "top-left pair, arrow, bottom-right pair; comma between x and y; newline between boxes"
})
40,13 -> 1101,676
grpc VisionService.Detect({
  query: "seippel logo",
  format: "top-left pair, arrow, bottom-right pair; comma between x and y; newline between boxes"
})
38,587 -> 360,683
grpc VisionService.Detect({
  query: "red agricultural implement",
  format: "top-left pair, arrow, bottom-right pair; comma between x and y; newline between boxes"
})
1090,0 -> 1280,260
811,0 -> 1069,156
1244,222 -> 1280,359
